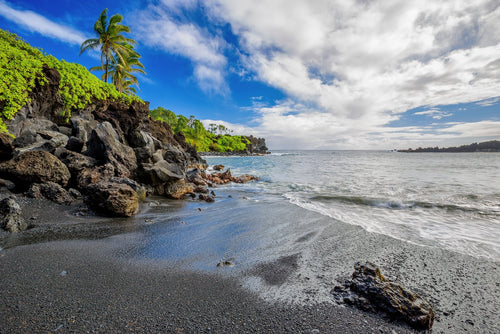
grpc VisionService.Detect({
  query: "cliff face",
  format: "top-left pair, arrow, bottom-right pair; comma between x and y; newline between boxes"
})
0,66 -> 207,217
244,135 -> 269,154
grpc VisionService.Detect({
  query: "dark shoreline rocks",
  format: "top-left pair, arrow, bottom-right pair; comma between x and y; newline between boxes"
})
0,65 -> 260,223
331,262 -> 434,330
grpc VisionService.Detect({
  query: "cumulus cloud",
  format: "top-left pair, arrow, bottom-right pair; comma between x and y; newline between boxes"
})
205,0 -> 500,148
0,0 -> 87,45
135,2 -> 228,94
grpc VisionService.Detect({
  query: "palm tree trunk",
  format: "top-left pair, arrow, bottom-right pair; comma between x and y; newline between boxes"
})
104,54 -> 109,82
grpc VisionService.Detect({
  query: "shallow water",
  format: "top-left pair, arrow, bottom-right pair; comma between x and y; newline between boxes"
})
202,151 -> 500,261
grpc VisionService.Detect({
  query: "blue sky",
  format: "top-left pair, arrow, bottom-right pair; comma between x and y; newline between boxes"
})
1,0 -> 499,149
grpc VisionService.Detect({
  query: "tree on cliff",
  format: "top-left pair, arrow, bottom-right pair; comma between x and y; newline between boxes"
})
90,43 -> 145,94
79,8 -> 137,84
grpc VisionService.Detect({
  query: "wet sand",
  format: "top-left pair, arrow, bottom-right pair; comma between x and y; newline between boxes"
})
1,191 -> 498,333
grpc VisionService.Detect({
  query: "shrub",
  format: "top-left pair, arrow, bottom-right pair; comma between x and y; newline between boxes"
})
0,29 -> 143,132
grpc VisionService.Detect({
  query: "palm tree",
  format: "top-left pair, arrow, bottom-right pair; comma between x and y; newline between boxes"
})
79,8 -> 136,82
90,43 -> 146,94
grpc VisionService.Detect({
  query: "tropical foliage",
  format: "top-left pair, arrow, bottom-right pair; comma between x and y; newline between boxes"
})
150,107 -> 250,152
90,43 -> 145,94
0,29 -> 142,133
80,8 -> 145,94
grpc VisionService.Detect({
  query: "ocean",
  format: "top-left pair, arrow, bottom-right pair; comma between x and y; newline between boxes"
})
203,150 -> 500,261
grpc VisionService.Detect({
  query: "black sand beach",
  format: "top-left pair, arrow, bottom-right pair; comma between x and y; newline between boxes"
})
1,191 -> 498,333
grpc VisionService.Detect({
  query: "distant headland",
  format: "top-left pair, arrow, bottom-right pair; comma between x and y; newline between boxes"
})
398,140 -> 500,152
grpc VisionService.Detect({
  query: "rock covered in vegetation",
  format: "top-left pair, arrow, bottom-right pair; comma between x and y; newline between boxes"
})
0,151 -> 71,188
331,262 -> 434,330
243,135 -> 269,154
0,196 -> 27,232
0,61 -> 260,217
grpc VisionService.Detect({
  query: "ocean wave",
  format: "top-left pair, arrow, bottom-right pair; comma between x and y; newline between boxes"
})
308,194 -> 499,216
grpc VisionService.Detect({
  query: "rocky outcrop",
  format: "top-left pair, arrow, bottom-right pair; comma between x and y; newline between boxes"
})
331,262 -> 434,330
86,122 -> 137,178
205,168 -> 259,185
0,65 -> 259,217
0,151 -> 71,188
0,196 -> 27,232
244,135 -> 268,154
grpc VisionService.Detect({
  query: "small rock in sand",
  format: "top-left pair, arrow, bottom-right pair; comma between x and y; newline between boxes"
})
217,260 -> 235,267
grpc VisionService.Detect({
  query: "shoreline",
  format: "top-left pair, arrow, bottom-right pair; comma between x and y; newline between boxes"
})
199,151 -> 270,157
1,190 -> 499,333
0,238 -> 416,333
0,193 -> 417,333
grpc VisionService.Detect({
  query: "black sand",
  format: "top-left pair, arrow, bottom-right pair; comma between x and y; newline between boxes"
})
1,191 -> 498,333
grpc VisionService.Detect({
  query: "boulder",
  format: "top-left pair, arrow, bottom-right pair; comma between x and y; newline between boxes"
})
0,151 -> 70,188
198,194 -> 215,202
233,174 -> 259,183
151,150 -> 164,163
86,122 -> 137,177
163,179 -> 194,199
0,178 -> 15,190
193,185 -> 209,194
10,118 -> 58,144
140,160 -> 184,185
70,116 -> 98,144
37,130 -> 69,147
213,164 -> 224,171
163,143 -> 193,167
332,262 -> 434,330
12,128 -> 42,149
0,133 -> 14,161
130,130 -> 156,162
0,196 -> 27,232
77,164 -> 115,189
85,181 -> 139,217
26,182 -> 75,205
65,136 -> 85,153
54,148 -> 97,175
57,125 -> 73,137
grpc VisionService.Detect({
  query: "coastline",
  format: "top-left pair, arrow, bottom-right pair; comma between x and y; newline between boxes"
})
1,189 -> 498,333
199,151 -> 270,157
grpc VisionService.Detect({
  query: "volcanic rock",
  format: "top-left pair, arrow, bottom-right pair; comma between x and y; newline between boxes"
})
85,181 -> 139,217
331,262 -> 434,330
0,151 -> 70,188
0,196 -> 27,232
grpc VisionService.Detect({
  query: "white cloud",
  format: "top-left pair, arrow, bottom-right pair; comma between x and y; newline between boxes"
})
476,97 -> 500,107
0,0 -> 87,45
206,0 -> 500,149
135,3 -> 228,94
414,108 -> 453,119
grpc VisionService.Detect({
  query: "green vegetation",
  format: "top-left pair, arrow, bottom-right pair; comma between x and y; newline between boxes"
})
0,28 -> 142,133
80,8 -> 145,94
150,107 -> 250,152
